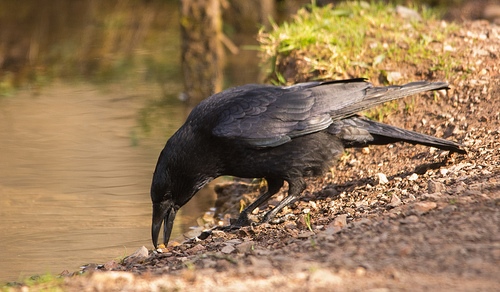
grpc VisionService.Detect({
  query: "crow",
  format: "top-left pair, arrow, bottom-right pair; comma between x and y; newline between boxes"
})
150,78 -> 466,248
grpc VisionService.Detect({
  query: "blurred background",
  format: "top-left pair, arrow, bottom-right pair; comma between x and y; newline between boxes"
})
0,0 -> 498,282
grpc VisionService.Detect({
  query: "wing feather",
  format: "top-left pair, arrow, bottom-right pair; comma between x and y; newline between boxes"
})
207,79 -> 447,148
211,79 -> 372,147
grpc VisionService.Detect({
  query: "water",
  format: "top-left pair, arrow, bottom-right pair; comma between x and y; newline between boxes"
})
0,83 -> 219,280
0,0 -> 264,281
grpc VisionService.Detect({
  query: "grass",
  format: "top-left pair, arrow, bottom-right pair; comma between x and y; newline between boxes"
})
257,1 -> 461,120
1,273 -> 65,292
258,1 -> 459,86
304,212 -> 314,232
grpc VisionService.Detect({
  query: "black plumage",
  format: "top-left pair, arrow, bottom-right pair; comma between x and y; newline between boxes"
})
150,78 -> 465,248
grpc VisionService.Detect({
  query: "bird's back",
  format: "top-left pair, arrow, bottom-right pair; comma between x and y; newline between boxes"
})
186,79 -> 448,150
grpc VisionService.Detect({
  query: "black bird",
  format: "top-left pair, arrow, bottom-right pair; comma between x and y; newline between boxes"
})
150,78 -> 466,248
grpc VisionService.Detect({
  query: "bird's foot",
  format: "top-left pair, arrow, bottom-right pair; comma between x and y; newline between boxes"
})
204,212 -> 254,234
230,211 -> 254,228
263,213 -> 296,224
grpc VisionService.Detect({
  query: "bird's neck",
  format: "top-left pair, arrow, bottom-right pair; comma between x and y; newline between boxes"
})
165,127 -> 221,206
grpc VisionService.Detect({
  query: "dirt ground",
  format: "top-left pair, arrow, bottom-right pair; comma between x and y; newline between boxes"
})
17,17 -> 499,292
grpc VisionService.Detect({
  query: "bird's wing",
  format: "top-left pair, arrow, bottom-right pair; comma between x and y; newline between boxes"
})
210,79 -> 447,148
212,79 -> 370,147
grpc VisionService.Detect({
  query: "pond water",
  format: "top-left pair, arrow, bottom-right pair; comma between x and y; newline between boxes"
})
0,83 -> 218,280
0,0 -> 263,281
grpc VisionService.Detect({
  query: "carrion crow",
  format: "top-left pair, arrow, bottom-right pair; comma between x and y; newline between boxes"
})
150,78 -> 466,248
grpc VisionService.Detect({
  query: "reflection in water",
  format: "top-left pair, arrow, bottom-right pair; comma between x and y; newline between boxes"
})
0,84 -> 215,280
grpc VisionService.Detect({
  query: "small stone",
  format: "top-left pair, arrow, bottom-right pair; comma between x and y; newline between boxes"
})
440,168 -> 449,176
386,71 -> 402,82
297,231 -> 315,238
428,180 -> 445,193
389,194 -> 402,207
332,214 -> 348,229
355,266 -> 367,276
443,44 -> 455,52
221,244 -> 235,254
225,239 -> 242,245
236,241 -> 255,254
396,5 -> 422,20
103,260 -> 119,270
422,193 -> 441,201
320,215 -> 348,239
123,246 -> 148,264
414,202 -> 437,214
408,173 -> 419,181
377,173 -> 389,184
186,244 -> 206,255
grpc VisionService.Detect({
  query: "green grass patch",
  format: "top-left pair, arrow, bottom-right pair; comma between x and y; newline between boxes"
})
258,1 -> 459,85
1,273 -> 65,291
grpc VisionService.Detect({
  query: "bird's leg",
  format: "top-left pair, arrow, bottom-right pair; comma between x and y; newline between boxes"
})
262,178 -> 306,223
232,178 -> 284,227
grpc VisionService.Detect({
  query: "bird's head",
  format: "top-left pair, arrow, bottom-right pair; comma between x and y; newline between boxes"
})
150,161 -> 178,249
150,141 -> 215,249
150,169 -> 213,249
150,139 -> 190,249
151,195 -> 177,249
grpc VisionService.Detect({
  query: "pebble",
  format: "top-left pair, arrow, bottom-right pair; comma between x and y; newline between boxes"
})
396,5 -> 422,21
428,180 -> 445,193
103,260 -> 119,270
332,214 -> 348,229
236,241 -> 255,254
186,244 -> 206,255
408,173 -> 419,181
320,215 -> 348,239
225,239 -> 242,245
386,71 -> 402,82
355,266 -> 367,276
377,173 -> 389,184
413,202 -> 438,214
221,244 -> 235,254
389,194 -> 402,207
422,193 -> 442,201
123,246 -> 149,264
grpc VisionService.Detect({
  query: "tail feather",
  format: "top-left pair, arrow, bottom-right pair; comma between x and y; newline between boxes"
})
329,116 -> 466,154
330,81 -> 449,120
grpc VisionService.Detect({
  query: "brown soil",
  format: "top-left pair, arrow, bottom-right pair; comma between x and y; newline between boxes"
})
37,20 -> 500,291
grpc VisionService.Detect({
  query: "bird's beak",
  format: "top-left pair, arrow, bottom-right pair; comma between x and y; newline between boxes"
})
152,201 -> 176,249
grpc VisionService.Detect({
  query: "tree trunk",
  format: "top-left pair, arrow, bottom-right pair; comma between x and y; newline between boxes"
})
180,0 -> 223,107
